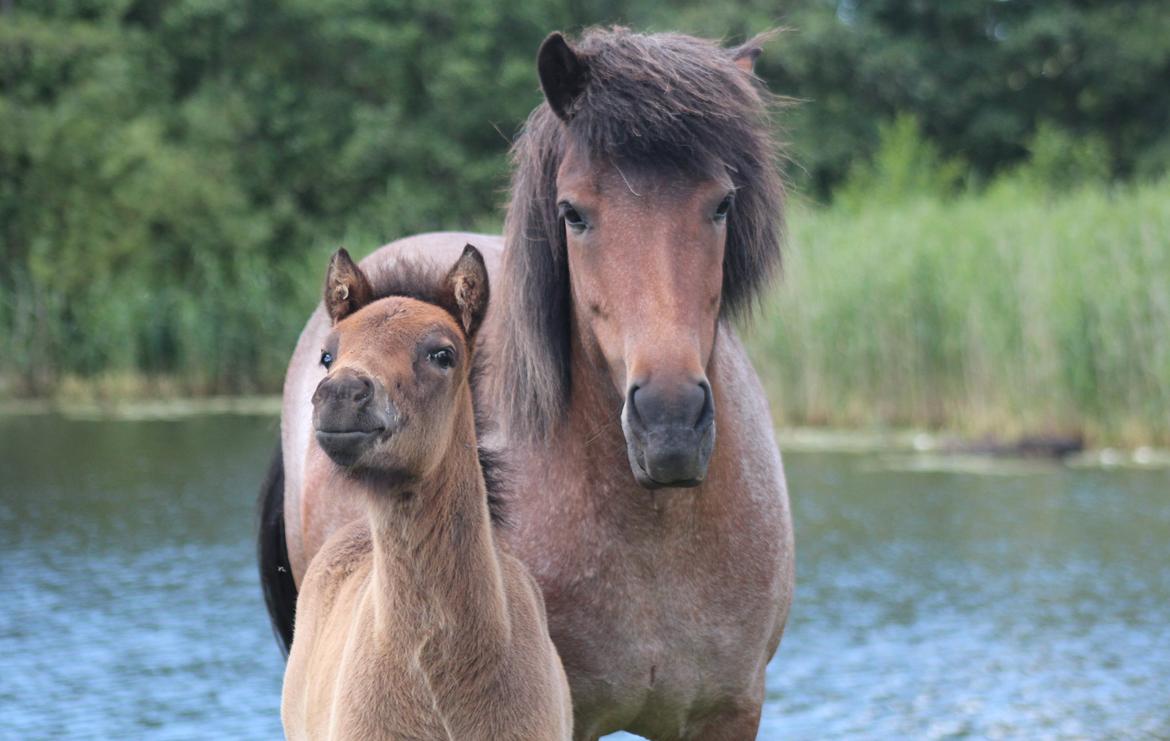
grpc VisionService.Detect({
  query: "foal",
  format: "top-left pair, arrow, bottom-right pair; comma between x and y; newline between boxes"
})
282,246 -> 572,741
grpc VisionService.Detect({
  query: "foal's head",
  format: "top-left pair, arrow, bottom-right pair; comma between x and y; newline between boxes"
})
498,28 -> 784,489
311,246 -> 489,483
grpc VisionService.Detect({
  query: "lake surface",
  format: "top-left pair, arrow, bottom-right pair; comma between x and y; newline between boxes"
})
2,413 -> 1167,739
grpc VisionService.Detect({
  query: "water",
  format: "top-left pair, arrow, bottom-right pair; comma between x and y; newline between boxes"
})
2,415 -> 1167,739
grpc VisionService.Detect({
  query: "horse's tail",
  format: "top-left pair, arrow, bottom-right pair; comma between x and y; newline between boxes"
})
257,441 -> 296,657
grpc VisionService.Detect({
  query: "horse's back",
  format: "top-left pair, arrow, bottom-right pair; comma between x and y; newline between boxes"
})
281,232 -> 503,583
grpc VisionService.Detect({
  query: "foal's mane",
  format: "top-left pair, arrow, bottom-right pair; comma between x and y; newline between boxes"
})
360,258 -> 507,526
490,27 -> 786,439
362,260 -> 464,326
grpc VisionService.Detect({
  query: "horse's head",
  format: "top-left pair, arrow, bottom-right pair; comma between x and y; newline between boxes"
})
311,246 -> 489,482
497,29 -> 782,489
553,140 -> 726,488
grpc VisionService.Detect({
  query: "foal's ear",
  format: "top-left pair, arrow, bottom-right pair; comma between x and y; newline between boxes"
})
441,244 -> 490,339
538,32 -> 588,122
324,248 -> 374,324
732,31 -> 778,74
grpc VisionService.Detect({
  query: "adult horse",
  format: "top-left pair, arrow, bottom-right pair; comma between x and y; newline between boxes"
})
260,28 -> 794,740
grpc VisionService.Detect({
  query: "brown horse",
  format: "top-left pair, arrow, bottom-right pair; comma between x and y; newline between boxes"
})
260,27 -> 795,740
282,246 -> 572,740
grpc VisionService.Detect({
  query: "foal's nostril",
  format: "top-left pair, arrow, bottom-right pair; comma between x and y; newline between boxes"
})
313,372 -> 375,409
352,376 -> 372,403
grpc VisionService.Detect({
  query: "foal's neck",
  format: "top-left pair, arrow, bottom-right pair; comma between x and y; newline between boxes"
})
360,394 -> 507,643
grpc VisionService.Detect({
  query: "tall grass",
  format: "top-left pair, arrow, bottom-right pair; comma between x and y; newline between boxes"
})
748,178 -> 1170,446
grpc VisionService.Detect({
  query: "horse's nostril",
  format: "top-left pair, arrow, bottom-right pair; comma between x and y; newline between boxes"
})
626,384 -> 643,424
695,380 -> 714,429
627,378 -> 711,431
683,381 -> 709,429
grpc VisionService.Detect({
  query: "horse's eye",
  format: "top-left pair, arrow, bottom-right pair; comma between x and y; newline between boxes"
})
427,347 -> 456,370
714,194 -> 734,222
558,202 -> 588,234
320,351 -> 333,370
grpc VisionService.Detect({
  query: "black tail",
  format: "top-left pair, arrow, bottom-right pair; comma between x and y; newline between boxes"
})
257,442 -> 297,656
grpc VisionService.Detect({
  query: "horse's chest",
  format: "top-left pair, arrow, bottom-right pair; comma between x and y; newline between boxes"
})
535,526 -> 775,734
306,603 -> 445,740
327,671 -> 443,741
504,430 -> 791,735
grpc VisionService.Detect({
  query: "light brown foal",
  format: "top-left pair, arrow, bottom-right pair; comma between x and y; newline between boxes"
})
282,246 -> 572,741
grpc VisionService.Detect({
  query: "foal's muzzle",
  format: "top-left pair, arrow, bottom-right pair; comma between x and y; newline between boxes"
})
621,377 -> 715,489
311,369 -> 397,467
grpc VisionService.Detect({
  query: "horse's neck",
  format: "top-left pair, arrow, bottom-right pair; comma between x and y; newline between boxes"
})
363,401 -> 509,649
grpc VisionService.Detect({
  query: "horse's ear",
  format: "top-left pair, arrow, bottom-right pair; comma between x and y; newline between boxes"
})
732,31 -> 778,74
324,248 -> 374,324
538,32 -> 588,122
441,244 -> 490,339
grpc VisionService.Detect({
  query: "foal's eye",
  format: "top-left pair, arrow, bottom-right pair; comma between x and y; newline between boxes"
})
558,202 -> 588,235
427,347 -> 456,370
713,194 -> 734,223
320,351 -> 333,370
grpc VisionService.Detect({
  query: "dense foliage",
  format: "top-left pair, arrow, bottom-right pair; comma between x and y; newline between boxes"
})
759,0 -> 1170,194
1,0 -> 1168,418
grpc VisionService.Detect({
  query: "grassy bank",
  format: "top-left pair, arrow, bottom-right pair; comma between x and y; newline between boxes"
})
748,178 -> 1170,447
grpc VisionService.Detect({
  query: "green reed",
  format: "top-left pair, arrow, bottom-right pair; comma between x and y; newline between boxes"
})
748,178 -> 1170,447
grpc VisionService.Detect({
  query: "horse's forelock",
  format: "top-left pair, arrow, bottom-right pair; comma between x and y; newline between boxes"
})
493,27 -> 785,438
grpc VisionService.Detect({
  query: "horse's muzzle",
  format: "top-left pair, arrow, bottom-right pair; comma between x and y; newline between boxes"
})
621,378 -> 716,489
312,370 -> 397,467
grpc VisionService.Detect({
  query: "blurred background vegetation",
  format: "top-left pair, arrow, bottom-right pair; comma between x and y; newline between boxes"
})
2,1 -> 1168,444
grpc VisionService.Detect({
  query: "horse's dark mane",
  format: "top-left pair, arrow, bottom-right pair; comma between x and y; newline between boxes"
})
490,27 -> 786,440
360,257 -> 507,526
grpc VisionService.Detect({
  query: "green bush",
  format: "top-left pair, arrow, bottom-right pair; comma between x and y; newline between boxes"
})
1012,122 -> 1112,192
756,0 -> 1170,196
834,115 -> 965,209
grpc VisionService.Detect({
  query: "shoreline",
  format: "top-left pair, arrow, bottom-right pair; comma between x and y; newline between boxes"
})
0,395 -> 283,421
775,427 -> 1170,471
3,397 -> 1167,469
